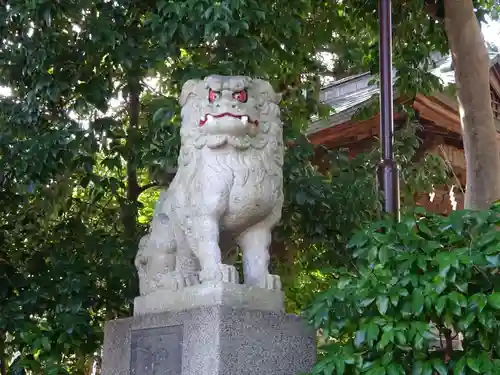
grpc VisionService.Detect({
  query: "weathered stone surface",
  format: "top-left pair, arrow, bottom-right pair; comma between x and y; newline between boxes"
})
130,326 -> 183,375
101,306 -> 315,375
133,282 -> 285,316
134,76 -> 285,295
102,318 -> 132,375
217,307 -> 315,375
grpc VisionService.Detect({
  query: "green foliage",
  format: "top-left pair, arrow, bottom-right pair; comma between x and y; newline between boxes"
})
306,203 -> 500,375
280,121 -> 450,313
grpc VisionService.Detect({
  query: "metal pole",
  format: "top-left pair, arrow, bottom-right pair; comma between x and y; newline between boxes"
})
377,0 -> 400,220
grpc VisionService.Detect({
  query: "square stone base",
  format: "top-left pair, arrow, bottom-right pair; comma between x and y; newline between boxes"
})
102,306 -> 316,375
133,283 -> 285,316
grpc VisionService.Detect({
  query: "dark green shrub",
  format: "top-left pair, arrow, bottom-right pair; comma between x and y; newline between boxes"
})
306,204 -> 500,375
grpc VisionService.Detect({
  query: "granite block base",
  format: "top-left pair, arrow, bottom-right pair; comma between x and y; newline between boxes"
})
133,282 -> 285,316
102,306 -> 316,375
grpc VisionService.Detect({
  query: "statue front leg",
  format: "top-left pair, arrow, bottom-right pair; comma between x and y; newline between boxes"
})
237,221 -> 282,291
185,216 -> 238,284
174,231 -> 201,287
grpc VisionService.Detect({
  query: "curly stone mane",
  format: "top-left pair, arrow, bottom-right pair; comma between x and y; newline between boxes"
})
172,76 -> 284,192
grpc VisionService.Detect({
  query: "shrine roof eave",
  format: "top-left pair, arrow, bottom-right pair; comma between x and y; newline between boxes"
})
307,52 -> 500,138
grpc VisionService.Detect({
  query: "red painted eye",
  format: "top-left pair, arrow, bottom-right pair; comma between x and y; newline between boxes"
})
208,89 -> 218,103
233,90 -> 247,103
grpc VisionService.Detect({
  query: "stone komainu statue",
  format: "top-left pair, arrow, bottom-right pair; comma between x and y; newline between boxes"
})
135,76 -> 284,296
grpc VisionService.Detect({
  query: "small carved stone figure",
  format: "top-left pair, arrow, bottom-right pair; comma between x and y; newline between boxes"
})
135,76 -> 284,296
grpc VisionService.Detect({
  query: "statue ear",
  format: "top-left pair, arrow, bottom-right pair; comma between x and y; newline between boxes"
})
252,79 -> 281,104
272,92 -> 282,104
179,79 -> 201,107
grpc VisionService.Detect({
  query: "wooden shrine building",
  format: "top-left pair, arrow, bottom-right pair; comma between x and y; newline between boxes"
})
306,53 -> 500,215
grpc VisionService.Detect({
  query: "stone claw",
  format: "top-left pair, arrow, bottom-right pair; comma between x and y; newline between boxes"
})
199,264 -> 239,284
182,272 -> 201,287
156,271 -> 184,292
265,274 -> 282,291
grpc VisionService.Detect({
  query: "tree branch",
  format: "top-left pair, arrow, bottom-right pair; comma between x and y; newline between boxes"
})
138,181 -> 159,194
126,80 -> 141,203
0,330 -> 6,375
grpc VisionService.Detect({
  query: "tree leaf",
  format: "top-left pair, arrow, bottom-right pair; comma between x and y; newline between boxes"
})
387,364 -> 399,375
487,292 -> 500,309
479,330 -> 490,350
435,296 -> 447,316
455,357 -> 466,375
354,329 -> 366,347
412,289 -> 424,316
366,322 -> 379,344
335,358 -> 345,375
378,330 -> 394,350
41,337 -> 51,352
412,360 -> 424,375
432,360 -> 447,375
378,246 -> 389,263
395,331 -> 406,345
469,293 -> 487,312
467,357 -> 480,373
360,298 -> 375,307
376,296 -> 389,315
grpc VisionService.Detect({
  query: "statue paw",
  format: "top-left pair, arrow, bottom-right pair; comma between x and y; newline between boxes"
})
156,272 -> 184,292
241,273 -> 281,290
220,264 -> 239,283
199,264 -> 239,284
265,274 -> 282,291
182,272 -> 201,287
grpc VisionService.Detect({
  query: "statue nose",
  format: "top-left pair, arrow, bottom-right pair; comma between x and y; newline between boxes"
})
214,99 -> 239,110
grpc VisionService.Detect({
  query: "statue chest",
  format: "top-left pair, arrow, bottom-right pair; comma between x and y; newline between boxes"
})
179,153 -> 282,230
221,172 -> 281,230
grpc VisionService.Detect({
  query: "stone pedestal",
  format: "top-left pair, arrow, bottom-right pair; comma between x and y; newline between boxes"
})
133,282 -> 285,316
102,285 -> 315,375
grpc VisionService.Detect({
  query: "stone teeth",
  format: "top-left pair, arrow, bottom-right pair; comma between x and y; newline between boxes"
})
241,116 -> 249,125
206,115 -> 214,123
200,115 -> 205,121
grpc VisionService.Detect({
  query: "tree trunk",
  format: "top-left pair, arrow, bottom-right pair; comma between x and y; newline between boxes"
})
0,330 -> 6,375
124,77 -> 141,239
123,77 -> 142,314
443,0 -> 500,210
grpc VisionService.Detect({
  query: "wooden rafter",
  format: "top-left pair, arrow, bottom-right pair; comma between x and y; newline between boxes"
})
491,63 -> 500,98
307,111 -> 407,147
412,94 -> 462,134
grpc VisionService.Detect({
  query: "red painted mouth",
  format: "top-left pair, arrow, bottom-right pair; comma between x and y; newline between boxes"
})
199,112 -> 258,127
